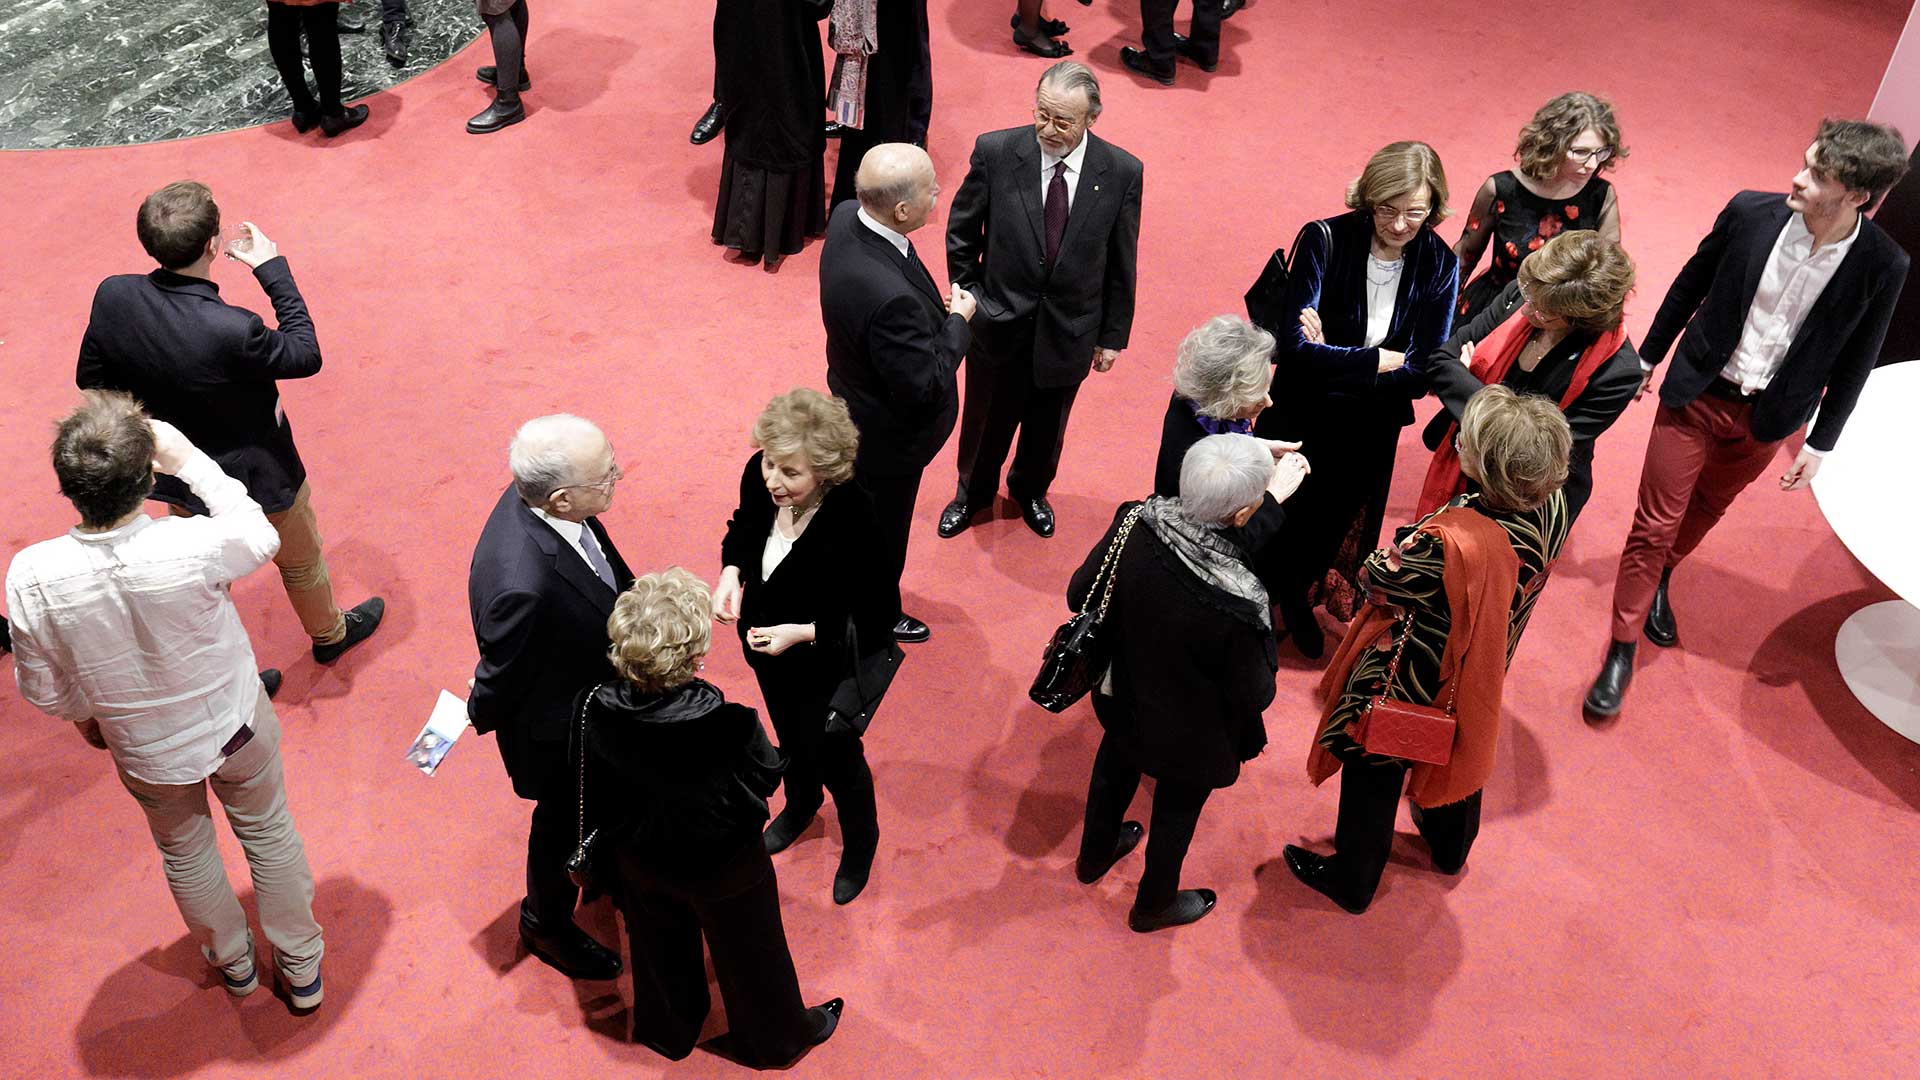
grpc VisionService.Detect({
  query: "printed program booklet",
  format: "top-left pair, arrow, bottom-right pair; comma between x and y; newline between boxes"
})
407,690 -> 471,776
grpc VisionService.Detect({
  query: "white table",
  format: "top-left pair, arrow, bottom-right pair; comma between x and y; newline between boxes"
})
1812,361 -> 1920,742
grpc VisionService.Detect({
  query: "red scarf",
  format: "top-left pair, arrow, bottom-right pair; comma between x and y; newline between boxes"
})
1415,310 -> 1625,516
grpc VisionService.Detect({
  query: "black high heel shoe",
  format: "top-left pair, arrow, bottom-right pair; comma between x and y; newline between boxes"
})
1012,26 -> 1071,58
1010,12 -> 1069,35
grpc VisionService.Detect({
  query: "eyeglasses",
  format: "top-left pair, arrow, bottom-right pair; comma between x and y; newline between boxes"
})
1373,205 -> 1431,225
1032,110 -> 1085,135
1566,146 -> 1614,165
561,463 -> 624,495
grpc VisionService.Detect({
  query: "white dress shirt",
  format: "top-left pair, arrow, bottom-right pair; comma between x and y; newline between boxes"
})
1720,212 -> 1861,396
530,505 -> 610,579
857,207 -> 912,259
7,450 -> 281,785
1040,132 -> 1089,210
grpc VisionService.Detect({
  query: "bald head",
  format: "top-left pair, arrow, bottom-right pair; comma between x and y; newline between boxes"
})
856,143 -> 938,233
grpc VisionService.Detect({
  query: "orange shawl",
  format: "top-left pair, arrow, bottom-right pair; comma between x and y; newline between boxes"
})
1306,506 -> 1521,809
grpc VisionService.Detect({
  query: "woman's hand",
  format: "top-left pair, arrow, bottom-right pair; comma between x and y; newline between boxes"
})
1298,307 -> 1325,344
1266,452 -> 1311,504
1376,349 -> 1407,374
746,623 -> 814,656
713,567 -> 744,623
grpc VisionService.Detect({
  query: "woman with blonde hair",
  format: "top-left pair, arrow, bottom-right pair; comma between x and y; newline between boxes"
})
713,388 -> 894,905
1454,91 -> 1627,321
1286,386 -> 1572,914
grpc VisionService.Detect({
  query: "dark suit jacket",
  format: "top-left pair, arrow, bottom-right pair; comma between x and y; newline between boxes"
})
468,484 -> 635,800
76,258 -> 320,515
1641,191 -> 1911,449
1422,282 -> 1643,520
821,200 -> 972,475
945,127 -> 1142,388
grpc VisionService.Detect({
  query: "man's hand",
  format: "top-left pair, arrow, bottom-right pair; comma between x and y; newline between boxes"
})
1093,348 -> 1120,373
227,222 -> 279,269
75,718 -> 108,750
1266,452 -> 1311,504
1377,349 -> 1407,375
712,567 -> 744,623
948,284 -> 978,322
1298,307 -> 1324,344
746,623 -> 813,656
149,419 -> 196,476
1780,447 -> 1823,491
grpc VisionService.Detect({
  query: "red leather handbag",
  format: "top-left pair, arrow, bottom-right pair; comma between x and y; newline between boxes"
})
1349,618 -> 1457,766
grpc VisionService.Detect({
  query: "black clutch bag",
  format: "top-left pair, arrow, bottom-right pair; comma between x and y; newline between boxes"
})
824,616 -> 904,736
1030,505 -> 1142,713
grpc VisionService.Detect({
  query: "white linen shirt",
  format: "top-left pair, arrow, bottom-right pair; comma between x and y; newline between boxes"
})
1039,132 -> 1089,210
7,450 -> 280,785
1720,212 -> 1861,395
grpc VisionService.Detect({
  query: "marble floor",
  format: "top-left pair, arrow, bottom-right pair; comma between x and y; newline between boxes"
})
0,0 -> 482,149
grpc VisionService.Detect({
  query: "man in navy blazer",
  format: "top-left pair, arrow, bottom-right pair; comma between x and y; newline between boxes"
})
821,143 -> 975,643
468,414 -> 631,981
77,180 -> 383,666
1585,119 -> 1911,719
939,61 -> 1142,541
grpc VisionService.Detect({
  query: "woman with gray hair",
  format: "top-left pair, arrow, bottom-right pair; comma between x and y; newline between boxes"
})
1153,315 -> 1288,496
1071,434 -> 1308,932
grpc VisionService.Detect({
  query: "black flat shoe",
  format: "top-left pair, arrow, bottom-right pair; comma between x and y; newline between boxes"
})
937,498 -> 978,538
690,101 -> 725,144
1075,821 -> 1144,884
475,65 -> 532,91
1218,0 -> 1243,16
1012,27 -> 1071,57
1119,46 -> 1174,85
1282,844 -> 1369,914
762,809 -> 815,855
1172,32 -> 1218,71
313,597 -> 383,661
467,95 -> 525,135
291,108 -> 320,134
1128,888 -> 1216,932
1644,569 -> 1678,647
893,616 -> 930,644
1583,639 -> 1635,721
318,104 -> 369,138
1020,497 -> 1055,538
1010,13 -> 1070,35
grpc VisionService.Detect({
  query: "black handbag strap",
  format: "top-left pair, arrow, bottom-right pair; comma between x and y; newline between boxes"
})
1080,505 -> 1144,623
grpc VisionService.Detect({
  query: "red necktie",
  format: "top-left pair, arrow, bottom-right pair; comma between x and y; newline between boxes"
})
1044,161 -> 1069,265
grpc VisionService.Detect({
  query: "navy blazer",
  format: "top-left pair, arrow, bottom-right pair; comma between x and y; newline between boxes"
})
468,484 -> 634,800
945,127 -> 1143,388
76,258 -> 320,515
1642,191 -> 1910,449
1267,211 -> 1458,429
821,201 -> 972,475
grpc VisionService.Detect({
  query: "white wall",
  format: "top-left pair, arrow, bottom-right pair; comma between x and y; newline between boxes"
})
1871,3 -> 1920,148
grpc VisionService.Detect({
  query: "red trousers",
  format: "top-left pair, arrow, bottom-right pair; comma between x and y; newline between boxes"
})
1609,394 -> 1786,642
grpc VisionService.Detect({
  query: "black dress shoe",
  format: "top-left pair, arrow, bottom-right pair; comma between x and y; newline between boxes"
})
313,597 -> 383,662
832,841 -> 875,905
1128,888 -> 1217,932
893,616 -> 930,644
1171,33 -> 1218,71
1119,46 -> 1175,85
1279,593 -> 1324,660
319,104 -> 370,138
381,20 -> 411,67
336,8 -> 367,33
1019,497 -> 1056,538
937,498 -> 978,538
1583,639 -> 1636,721
762,809 -> 815,854
1076,821 -> 1144,884
519,904 -> 622,980
468,94 -> 525,134
291,108 -> 321,134
823,121 -> 846,139
260,669 -> 284,700
690,101 -> 725,145
475,65 -> 532,91
1282,844 -> 1369,914
1644,569 -> 1678,647
1218,0 -> 1243,17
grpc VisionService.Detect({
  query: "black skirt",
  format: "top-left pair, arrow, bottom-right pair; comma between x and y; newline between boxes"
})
712,144 -> 826,259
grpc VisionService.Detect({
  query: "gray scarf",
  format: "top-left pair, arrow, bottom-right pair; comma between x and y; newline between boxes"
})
1138,495 -> 1270,632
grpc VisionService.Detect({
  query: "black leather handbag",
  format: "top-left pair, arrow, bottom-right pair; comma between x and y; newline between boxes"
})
824,617 -> 904,736
1030,505 -> 1142,713
1243,220 -> 1330,335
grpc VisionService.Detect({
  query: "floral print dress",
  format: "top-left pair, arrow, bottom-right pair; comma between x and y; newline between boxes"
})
1457,170 -> 1613,322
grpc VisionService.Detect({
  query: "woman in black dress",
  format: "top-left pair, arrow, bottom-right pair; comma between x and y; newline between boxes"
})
713,389 -> 894,904
1454,92 -> 1627,322
1152,315 -> 1278,497
584,568 -> 841,1067
712,0 -> 832,268
1252,142 -> 1458,660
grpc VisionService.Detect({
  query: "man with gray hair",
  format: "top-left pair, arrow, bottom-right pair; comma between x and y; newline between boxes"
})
821,143 -> 976,643
1068,434 -> 1306,932
467,414 -> 631,982
939,60 -> 1142,541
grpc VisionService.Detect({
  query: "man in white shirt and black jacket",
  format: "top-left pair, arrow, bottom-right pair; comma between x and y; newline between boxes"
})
1585,119 -> 1911,720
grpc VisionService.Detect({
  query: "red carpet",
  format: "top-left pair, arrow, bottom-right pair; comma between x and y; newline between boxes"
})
4,1 -> 1918,1075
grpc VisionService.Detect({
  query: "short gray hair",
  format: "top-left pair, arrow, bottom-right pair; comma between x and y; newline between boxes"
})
509,414 -> 602,504
1172,316 -> 1275,420
1179,434 -> 1273,525
1037,60 -> 1102,120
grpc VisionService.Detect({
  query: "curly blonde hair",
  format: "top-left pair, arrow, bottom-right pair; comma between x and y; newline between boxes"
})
607,568 -> 713,693
1514,92 -> 1627,182
751,388 -> 861,488
1345,140 -> 1453,224
1516,232 -> 1635,333
1459,386 -> 1572,512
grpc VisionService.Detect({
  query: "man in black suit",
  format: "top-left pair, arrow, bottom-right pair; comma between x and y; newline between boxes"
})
1585,119 -> 1911,719
821,143 -> 976,643
468,414 -> 630,980
940,61 -> 1142,540
78,180 -> 383,666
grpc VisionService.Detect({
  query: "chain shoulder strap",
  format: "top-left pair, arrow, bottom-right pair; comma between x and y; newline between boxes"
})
1372,498 -> 1475,715
573,682 -> 606,847
1088,505 -> 1144,622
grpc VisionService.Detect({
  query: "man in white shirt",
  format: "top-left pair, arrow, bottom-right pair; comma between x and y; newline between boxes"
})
1585,119 -> 1911,720
7,392 -> 325,1010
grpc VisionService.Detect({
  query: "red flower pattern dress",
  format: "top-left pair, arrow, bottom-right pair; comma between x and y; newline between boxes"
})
1457,170 -> 1612,322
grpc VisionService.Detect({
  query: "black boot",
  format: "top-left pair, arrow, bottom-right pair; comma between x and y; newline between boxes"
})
832,834 -> 876,905
1583,640 -> 1636,721
1644,568 -> 1678,647
468,90 -> 525,134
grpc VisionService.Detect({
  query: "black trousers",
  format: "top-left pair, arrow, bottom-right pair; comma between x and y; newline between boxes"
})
756,660 -> 879,852
1079,725 -> 1212,914
266,2 -> 343,115
954,353 -> 1081,507
906,0 -> 932,144
1140,0 -> 1222,69
616,841 -> 817,1067
1331,749 -> 1482,907
525,752 -> 582,926
860,467 -> 923,621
